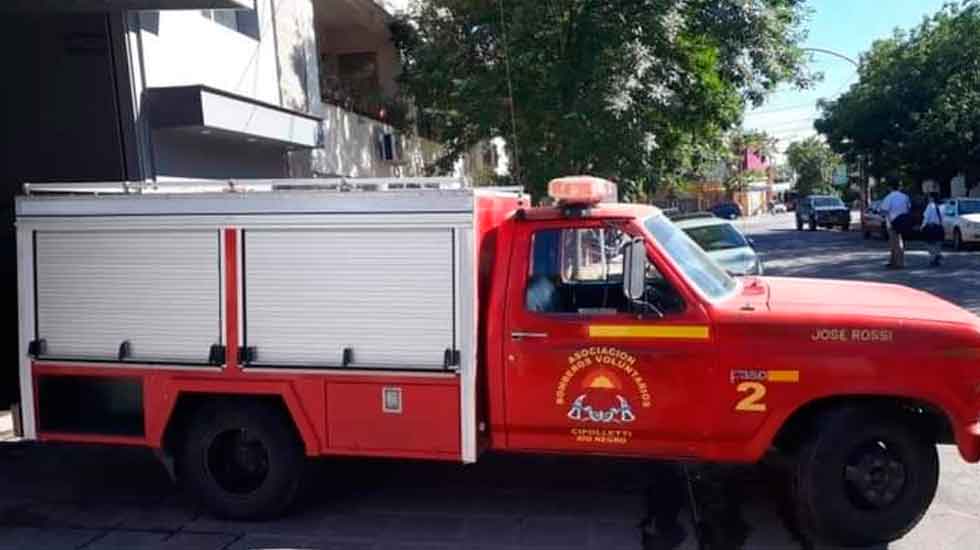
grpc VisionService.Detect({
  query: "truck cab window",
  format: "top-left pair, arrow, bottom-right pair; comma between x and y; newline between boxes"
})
526,227 -> 683,315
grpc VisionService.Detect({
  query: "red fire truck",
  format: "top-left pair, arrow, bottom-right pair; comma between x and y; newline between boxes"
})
12,176 -> 980,545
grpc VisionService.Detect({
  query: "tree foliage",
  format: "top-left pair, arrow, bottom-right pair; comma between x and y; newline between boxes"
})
785,136 -> 839,197
815,0 -> 980,191
392,0 -> 814,198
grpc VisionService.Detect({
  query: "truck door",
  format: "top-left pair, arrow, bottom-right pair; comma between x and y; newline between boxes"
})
502,219 -> 716,456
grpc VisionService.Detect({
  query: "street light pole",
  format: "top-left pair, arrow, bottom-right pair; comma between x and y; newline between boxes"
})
802,47 -> 859,68
803,48 -> 867,207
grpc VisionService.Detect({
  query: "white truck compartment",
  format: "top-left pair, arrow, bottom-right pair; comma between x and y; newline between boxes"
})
243,227 -> 457,369
17,179 -> 479,373
34,230 -> 221,363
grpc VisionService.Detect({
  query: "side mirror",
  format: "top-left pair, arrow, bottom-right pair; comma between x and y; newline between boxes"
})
747,237 -> 756,248
622,237 -> 647,302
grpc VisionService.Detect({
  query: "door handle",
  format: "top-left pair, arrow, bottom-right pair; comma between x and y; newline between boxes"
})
511,331 -> 548,340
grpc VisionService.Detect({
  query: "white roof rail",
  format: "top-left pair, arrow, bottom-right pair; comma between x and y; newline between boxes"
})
22,177 -> 468,196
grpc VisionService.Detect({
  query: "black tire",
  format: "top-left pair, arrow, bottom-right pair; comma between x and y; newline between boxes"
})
796,217 -> 803,231
808,217 -> 817,231
953,228 -> 963,251
863,227 -> 871,239
880,224 -> 888,240
840,223 -> 849,231
793,407 -> 938,547
177,400 -> 305,520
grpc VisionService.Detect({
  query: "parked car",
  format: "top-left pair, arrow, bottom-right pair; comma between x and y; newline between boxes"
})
771,202 -> 787,214
710,201 -> 742,219
795,195 -> 850,231
673,212 -> 763,275
941,198 -> 980,250
861,200 -> 887,240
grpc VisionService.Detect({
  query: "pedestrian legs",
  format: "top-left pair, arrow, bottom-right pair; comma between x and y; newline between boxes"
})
928,239 -> 943,266
888,225 -> 905,268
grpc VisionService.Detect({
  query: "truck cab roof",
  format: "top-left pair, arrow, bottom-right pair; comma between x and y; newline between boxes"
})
520,202 -> 661,222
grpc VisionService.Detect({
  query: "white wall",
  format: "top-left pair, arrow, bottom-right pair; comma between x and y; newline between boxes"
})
274,0 -> 321,111
290,101 -> 450,178
139,4 -> 282,106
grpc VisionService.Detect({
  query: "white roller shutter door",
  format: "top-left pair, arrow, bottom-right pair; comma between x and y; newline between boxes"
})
244,228 -> 455,369
34,231 -> 221,363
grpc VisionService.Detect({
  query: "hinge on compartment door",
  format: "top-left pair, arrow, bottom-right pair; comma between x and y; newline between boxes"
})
443,348 -> 461,371
117,340 -> 132,361
27,339 -> 47,358
208,344 -> 226,365
237,346 -> 257,365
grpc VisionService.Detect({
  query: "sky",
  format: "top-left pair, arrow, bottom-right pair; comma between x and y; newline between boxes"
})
744,0 -> 951,160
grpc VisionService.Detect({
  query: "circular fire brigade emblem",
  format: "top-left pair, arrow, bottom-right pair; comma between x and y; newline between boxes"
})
556,347 -> 651,425
566,369 -> 636,423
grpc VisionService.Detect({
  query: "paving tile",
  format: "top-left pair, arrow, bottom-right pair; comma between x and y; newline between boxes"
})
116,498 -> 199,532
82,530 -> 170,549
519,517 -> 590,547
590,520 -> 641,549
380,515 -> 465,543
156,532 -> 239,550
462,516 -> 521,546
321,513 -> 395,539
0,526 -> 104,550
225,534 -> 324,550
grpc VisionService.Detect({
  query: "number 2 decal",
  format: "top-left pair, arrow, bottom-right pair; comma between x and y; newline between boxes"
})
735,382 -> 767,412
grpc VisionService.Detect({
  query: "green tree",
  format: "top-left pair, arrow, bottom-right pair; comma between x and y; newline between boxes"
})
786,137 -> 840,196
391,0 -> 815,198
815,1 -> 980,192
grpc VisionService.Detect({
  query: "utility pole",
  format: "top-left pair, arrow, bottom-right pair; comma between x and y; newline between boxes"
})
802,48 -> 866,206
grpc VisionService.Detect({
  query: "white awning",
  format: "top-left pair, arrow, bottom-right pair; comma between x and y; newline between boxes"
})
146,85 -> 322,150
1,0 -> 252,11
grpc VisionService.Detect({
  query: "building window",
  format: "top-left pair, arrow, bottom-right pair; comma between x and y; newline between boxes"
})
201,9 -> 259,40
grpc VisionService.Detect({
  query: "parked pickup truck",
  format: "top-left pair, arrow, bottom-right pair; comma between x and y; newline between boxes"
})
13,176 -> 980,547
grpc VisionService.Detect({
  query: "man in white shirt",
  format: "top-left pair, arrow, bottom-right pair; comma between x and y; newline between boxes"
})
879,181 -> 911,269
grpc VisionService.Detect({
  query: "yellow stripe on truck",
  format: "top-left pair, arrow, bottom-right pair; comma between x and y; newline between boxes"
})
588,325 -> 710,340
766,370 -> 800,383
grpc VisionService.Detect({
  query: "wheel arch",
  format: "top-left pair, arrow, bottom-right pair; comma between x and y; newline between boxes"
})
154,383 -> 322,458
771,394 -> 955,455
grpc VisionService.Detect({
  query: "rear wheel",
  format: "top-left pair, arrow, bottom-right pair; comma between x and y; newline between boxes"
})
840,222 -> 849,231
953,228 -> 963,251
808,217 -> 817,231
796,217 -> 803,231
793,407 -> 938,546
177,400 -> 305,520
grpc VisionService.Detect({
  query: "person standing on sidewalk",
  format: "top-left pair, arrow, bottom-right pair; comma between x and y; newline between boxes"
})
920,192 -> 944,267
879,181 -> 911,269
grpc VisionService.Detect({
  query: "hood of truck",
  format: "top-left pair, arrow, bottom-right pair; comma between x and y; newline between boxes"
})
762,276 -> 978,325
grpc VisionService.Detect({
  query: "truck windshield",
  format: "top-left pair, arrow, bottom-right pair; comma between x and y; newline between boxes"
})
643,214 -> 737,300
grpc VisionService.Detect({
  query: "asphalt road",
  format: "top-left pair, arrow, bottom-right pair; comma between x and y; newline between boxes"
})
0,212 -> 978,550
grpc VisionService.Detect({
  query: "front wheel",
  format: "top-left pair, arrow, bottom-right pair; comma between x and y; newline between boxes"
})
953,228 -> 963,251
793,407 -> 938,546
796,217 -> 803,231
809,217 -> 817,231
177,400 -> 305,520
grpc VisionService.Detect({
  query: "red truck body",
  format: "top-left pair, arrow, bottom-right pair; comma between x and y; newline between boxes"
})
13,176 -> 980,545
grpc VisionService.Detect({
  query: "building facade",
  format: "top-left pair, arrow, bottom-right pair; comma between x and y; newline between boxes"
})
0,0 -> 468,407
